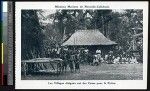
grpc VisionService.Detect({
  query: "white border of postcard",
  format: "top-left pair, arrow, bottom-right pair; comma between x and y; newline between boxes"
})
15,1 -> 148,89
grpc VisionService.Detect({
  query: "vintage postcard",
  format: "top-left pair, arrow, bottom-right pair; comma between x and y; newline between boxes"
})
15,1 -> 148,89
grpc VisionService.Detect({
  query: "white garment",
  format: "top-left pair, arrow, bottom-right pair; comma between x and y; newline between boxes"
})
97,54 -> 101,60
130,57 -> 138,64
105,55 -> 108,60
96,50 -> 101,54
56,48 -> 61,54
93,59 -> 99,63
113,57 -> 120,64
93,55 -> 99,63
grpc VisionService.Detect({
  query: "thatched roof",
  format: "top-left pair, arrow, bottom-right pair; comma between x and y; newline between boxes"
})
62,30 -> 117,46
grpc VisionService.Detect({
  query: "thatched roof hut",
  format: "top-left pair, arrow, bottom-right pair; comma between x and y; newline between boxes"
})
62,30 -> 117,46
62,30 -> 117,55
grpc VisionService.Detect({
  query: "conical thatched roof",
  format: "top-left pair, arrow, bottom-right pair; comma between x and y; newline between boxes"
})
62,30 -> 117,46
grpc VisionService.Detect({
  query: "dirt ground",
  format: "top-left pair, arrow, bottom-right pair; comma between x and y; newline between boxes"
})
21,63 -> 143,80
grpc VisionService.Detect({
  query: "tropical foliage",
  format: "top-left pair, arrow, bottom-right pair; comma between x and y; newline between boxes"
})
21,9 -> 143,60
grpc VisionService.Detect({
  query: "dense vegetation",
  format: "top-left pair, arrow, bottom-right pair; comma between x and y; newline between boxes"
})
21,9 -> 143,60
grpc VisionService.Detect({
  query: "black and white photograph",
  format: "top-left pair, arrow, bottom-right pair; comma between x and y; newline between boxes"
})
21,9 -> 143,80
15,1 -> 148,89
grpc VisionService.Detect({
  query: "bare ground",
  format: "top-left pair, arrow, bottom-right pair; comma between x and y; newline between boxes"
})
21,63 -> 143,80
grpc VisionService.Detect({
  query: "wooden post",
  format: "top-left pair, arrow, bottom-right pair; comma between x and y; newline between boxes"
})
23,63 -> 26,77
56,62 -> 59,76
133,37 -> 135,50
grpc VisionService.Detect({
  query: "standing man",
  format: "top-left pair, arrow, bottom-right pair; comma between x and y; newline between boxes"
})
74,50 -> 80,72
107,51 -> 114,64
60,46 -> 69,73
84,49 -> 89,64
69,50 -> 75,73
87,52 -> 93,65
